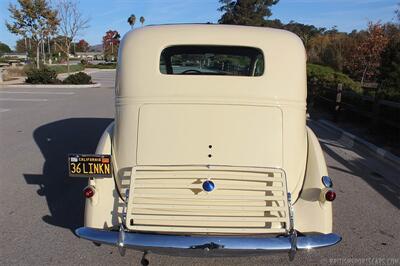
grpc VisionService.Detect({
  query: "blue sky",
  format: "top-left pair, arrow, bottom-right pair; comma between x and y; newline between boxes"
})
0,0 -> 398,49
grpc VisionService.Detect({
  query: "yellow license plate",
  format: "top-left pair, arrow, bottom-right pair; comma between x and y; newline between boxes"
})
68,154 -> 112,177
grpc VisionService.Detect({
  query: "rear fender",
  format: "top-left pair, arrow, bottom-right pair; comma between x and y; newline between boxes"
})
84,122 -> 121,229
293,127 -> 333,234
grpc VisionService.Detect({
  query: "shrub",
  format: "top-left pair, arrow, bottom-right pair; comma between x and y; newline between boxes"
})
62,72 -> 92,84
307,63 -> 362,93
25,67 -> 61,84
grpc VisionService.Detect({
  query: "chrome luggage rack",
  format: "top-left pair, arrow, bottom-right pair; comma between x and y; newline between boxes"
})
76,166 -> 341,259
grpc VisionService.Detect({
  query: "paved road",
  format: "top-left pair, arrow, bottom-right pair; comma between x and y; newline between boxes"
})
1,70 -> 399,266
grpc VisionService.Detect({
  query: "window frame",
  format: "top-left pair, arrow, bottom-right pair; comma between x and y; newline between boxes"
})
160,45 -> 265,77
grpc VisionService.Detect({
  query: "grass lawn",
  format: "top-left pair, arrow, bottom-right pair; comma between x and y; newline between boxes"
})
85,63 -> 117,69
48,64 -> 85,74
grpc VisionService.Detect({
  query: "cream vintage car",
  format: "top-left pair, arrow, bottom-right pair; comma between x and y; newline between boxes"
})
70,24 -> 341,259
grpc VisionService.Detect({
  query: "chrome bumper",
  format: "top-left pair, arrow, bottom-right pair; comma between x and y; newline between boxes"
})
75,227 -> 341,255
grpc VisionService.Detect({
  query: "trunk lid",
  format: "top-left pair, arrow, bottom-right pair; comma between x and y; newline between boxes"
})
136,104 -> 283,168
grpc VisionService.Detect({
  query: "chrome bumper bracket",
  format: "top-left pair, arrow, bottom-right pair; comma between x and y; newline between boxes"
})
117,224 -> 126,256
287,192 -> 297,260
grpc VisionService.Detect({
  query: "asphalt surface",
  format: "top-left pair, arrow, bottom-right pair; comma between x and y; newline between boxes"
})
1,70 -> 399,266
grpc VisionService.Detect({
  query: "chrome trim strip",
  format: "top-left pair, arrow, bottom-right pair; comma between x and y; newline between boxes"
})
76,227 -> 341,252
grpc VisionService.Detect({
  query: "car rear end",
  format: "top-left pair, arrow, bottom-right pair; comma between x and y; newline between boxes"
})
74,24 -> 341,258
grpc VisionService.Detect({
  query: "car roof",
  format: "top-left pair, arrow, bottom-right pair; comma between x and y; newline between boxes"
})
116,24 -> 306,102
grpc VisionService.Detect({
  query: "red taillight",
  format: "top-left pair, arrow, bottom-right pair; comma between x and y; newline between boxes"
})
83,186 -> 95,198
325,190 -> 336,201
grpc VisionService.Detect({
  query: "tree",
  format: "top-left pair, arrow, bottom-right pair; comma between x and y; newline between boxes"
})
321,40 -> 344,71
284,21 -> 325,50
56,0 -> 89,74
263,18 -> 284,29
0,42 -> 12,55
103,30 -> 120,61
379,17 -> 400,97
140,16 -> 145,26
379,39 -> 400,94
76,39 -> 89,52
6,0 -> 59,68
218,0 -> 279,26
128,14 -> 136,29
306,31 -> 354,72
346,22 -> 389,83
16,39 -> 28,53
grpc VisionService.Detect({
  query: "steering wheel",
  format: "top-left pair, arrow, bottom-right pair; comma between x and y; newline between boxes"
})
181,69 -> 202,74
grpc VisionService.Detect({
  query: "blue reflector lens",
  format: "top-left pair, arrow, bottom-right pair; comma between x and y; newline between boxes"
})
322,176 -> 333,188
202,180 -> 215,192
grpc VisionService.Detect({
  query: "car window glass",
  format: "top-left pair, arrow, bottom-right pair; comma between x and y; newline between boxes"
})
160,45 -> 264,76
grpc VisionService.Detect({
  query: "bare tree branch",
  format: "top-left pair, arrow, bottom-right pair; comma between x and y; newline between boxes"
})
56,0 -> 89,73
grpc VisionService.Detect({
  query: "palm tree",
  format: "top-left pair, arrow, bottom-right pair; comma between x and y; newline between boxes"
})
127,14 -> 136,29
140,16 -> 145,26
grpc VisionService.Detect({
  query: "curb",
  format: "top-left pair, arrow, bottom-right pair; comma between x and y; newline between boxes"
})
317,119 -> 400,169
0,83 -> 101,89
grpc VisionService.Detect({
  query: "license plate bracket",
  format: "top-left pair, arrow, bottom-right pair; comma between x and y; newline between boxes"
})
68,154 -> 112,177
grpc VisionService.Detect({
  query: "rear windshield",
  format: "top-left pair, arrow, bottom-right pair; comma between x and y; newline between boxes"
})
160,45 -> 264,76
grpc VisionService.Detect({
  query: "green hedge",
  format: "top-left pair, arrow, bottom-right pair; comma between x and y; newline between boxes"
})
25,67 -> 93,85
307,64 -> 362,93
84,63 -> 116,69
307,63 -> 399,102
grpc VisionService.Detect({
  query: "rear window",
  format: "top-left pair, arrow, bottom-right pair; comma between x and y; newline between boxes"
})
160,45 -> 264,76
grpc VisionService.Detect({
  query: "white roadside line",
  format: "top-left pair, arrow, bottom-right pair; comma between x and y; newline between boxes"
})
0,98 -> 48,102
0,108 -> 10,112
0,91 -> 75,95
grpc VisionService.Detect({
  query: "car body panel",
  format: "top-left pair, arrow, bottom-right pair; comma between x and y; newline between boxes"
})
114,24 -> 307,197
79,24 -> 339,254
137,104 -> 283,167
